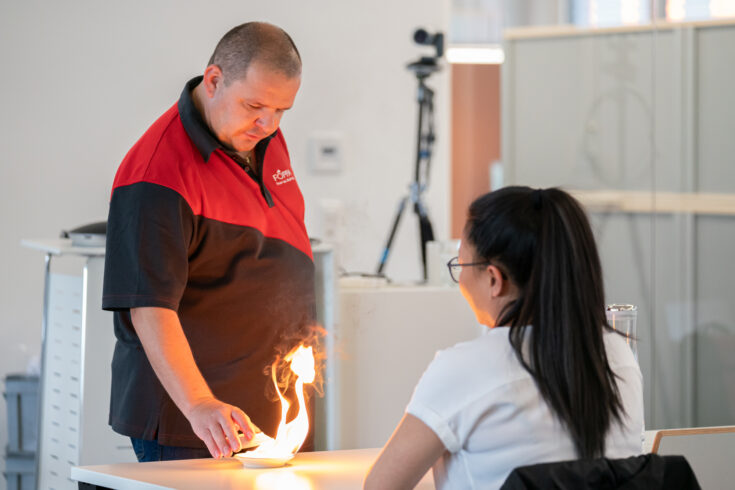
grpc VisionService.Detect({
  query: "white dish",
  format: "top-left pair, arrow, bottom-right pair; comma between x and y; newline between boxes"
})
236,453 -> 294,468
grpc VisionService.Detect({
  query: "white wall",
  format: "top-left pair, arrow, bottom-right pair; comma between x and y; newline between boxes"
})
0,0 -> 449,481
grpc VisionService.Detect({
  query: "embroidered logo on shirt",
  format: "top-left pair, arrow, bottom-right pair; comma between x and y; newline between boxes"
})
272,169 -> 295,186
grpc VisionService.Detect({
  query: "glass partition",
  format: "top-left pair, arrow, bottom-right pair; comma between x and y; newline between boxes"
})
451,0 -> 735,430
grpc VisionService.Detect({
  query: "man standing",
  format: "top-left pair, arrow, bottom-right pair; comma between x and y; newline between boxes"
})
102,22 -> 315,462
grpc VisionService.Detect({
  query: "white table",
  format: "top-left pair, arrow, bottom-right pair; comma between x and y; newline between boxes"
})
71,448 -> 434,489
70,432 -> 664,489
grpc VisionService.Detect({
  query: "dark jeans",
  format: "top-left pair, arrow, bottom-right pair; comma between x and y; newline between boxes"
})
130,437 -> 212,462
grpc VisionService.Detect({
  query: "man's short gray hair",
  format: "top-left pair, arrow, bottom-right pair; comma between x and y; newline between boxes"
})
208,22 -> 301,84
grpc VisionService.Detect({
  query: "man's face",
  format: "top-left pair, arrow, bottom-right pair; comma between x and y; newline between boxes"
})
206,62 -> 301,153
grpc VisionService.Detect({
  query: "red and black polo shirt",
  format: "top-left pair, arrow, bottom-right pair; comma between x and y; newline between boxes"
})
102,77 -> 316,448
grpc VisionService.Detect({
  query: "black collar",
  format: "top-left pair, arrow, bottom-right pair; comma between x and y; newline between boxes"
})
177,76 -> 276,163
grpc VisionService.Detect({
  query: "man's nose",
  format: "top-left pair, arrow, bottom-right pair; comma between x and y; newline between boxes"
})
255,111 -> 279,133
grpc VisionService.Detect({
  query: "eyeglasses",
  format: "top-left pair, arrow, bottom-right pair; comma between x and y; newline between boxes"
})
446,256 -> 491,283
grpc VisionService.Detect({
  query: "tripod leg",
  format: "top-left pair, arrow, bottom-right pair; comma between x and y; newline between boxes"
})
416,204 -> 435,281
375,76 -> 436,280
376,197 -> 408,275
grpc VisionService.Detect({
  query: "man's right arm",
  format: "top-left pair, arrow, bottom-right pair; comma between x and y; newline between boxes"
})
130,306 -> 256,458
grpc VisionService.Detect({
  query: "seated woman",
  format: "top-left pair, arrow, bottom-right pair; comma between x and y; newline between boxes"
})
365,187 -> 644,489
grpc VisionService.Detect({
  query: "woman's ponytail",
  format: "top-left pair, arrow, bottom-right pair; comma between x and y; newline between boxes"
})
467,187 -> 624,458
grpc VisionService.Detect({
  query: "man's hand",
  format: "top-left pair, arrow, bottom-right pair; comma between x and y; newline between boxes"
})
185,396 -> 258,459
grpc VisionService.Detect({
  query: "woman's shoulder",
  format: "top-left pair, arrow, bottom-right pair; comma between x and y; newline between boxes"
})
443,325 -> 511,351
434,327 -> 510,360
422,328 -> 528,391
407,328 -> 535,437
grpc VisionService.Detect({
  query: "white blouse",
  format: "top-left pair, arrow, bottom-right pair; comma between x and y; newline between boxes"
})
406,327 -> 644,490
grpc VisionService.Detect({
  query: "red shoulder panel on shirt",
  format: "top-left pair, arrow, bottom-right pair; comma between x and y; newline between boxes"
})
111,104 -> 312,259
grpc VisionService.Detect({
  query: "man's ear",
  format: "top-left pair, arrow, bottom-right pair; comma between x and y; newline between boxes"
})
487,265 -> 506,298
202,64 -> 224,98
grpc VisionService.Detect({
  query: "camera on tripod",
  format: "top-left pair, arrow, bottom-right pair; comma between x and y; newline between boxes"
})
407,28 -> 444,77
376,27 -> 445,281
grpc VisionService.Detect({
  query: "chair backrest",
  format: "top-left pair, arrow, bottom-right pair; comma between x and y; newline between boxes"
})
651,425 -> 735,490
500,454 -> 699,489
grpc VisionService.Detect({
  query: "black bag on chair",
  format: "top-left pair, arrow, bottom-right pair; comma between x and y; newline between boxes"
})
500,453 -> 700,490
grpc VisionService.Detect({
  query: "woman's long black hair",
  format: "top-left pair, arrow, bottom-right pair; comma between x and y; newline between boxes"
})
465,186 -> 624,459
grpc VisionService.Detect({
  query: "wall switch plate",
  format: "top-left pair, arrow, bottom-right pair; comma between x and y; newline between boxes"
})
309,132 -> 343,174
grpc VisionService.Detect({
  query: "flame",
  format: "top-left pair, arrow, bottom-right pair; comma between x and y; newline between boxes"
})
246,344 -> 315,459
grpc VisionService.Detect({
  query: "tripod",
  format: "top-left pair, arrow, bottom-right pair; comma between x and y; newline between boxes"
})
376,59 -> 439,280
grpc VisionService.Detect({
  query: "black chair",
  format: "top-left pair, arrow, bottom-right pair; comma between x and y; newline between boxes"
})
500,453 -> 700,489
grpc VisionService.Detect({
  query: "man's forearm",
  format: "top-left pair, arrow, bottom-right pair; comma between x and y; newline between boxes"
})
129,306 -> 255,458
130,306 -> 213,416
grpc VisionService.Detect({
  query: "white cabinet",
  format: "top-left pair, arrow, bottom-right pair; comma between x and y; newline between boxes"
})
327,284 -> 482,449
22,240 -> 135,490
